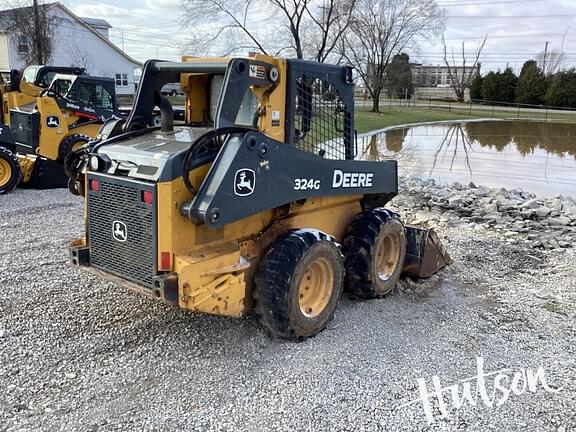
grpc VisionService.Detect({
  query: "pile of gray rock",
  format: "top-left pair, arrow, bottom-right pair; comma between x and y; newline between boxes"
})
390,176 -> 576,250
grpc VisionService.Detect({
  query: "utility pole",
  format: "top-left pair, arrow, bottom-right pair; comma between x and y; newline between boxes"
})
33,0 -> 43,64
121,29 -> 125,51
542,40 -> 549,75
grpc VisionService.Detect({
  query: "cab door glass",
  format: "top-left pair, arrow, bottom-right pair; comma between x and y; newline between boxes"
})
235,89 -> 259,127
209,75 -> 259,127
209,75 -> 224,122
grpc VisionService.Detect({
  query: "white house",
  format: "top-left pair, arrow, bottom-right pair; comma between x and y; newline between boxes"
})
0,2 -> 141,95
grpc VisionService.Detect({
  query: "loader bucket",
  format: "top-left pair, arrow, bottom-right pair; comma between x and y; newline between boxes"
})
403,226 -> 452,278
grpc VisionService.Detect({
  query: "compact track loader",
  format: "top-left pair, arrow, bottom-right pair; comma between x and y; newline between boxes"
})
68,55 -> 450,339
0,65 -> 119,194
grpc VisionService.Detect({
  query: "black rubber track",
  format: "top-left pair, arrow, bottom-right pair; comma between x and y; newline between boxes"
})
254,230 -> 344,340
342,208 -> 406,299
0,146 -> 22,195
58,134 -> 92,162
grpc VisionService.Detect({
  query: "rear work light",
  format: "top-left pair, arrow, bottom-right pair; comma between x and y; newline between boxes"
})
89,179 -> 100,192
142,190 -> 153,205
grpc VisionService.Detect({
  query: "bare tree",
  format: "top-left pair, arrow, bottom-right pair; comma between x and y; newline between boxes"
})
179,0 -> 270,56
300,0 -> 357,62
341,0 -> 444,112
537,32 -> 568,76
179,0 -> 356,61
67,37 -> 93,71
537,49 -> 564,76
0,0 -> 61,66
442,35 -> 486,103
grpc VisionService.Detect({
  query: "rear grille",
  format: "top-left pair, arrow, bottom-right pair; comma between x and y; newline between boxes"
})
10,109 -> 40,149
87,173 -> 157,287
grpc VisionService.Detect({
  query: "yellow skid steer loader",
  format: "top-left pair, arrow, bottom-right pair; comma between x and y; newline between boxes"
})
68,55 -> 451,339
0,66 -> 120,194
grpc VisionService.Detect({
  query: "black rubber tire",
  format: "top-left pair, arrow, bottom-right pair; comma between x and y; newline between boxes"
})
64,146 -> 89,181
342,208 -> 407,299
58,134 -> 92,162
67,178 -> 85,197
254,230 -> 344,340
0,146 -> 22,195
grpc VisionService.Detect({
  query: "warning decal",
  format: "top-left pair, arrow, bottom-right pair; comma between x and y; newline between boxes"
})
249,64 -> 266,80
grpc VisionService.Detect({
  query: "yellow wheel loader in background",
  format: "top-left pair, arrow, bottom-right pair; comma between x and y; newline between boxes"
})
0,65 -> 120,194
68,55 -> 451,340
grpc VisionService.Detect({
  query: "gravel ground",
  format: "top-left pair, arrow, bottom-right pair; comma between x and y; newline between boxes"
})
0,187 -> 575,432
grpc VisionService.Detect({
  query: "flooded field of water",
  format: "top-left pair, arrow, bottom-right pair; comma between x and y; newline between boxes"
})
359,120 -> 576,198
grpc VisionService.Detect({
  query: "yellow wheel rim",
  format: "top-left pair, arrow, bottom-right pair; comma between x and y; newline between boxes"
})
71,141 -> 88,152
298,257 -> 334,318
0,158 -> 12,187
375,231 -> 402,282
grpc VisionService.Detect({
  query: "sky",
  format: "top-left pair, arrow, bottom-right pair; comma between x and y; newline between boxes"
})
60,0 -> 576,75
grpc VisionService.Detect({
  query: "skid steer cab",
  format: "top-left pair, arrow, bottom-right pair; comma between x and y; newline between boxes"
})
0,66 -> 120,195
68,55 -> 450,340
2,65 -> 87,122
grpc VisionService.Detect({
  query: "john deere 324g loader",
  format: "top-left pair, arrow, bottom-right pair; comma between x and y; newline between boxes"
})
68,55 -> 450,339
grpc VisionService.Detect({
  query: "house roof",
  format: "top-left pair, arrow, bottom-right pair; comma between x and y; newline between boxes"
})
0,2 -> 141,67
80,17 -> 112,29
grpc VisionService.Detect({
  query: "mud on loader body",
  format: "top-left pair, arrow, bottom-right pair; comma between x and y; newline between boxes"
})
0,66 -> 119,194
69,55 -> 450,339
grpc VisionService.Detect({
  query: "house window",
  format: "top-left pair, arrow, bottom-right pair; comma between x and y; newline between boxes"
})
115,73 -> 128,87
17,36 -> 29,54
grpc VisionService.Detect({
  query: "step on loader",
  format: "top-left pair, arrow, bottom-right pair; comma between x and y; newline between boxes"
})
0,65 -> 120,194
68,55 -> 451,339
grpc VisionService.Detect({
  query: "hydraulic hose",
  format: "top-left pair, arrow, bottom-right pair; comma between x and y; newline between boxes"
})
181,127 -> 253,195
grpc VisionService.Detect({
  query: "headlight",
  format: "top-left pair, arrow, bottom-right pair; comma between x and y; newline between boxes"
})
88,154 -> 111,172
89,155 -> 100,171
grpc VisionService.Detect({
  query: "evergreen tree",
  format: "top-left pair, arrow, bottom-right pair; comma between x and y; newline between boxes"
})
386,53 -> 414,99
498,67 -> 518,104
480,68 -> 517,104
469,74 -> 483,101
516,60 -> 547,105
545,69 -> 576,108
481,71 -> 498,102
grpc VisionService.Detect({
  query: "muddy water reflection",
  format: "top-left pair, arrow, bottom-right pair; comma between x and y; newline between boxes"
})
361,121 -> 576,197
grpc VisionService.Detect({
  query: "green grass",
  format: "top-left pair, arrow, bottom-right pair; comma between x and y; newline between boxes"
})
355,106 -> 576,134
354,109 -> 477,134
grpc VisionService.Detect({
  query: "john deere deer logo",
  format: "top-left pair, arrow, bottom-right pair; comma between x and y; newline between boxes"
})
112,221 -> 127,242
234,169 -> 255,197
46,116 -> 60,128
